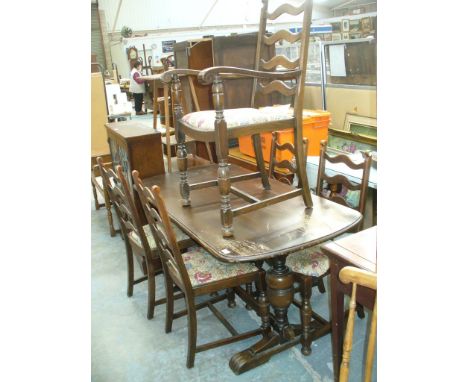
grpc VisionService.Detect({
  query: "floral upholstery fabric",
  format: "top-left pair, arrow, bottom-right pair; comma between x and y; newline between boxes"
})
181,106 -> 292,132
129,224 -> 189,250
286,248 -> 329,277
182,247 -> 258,287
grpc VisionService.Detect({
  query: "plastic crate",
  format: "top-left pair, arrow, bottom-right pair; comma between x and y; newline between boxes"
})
238,109 -> 331,162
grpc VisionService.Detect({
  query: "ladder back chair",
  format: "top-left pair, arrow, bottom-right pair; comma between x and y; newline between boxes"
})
92,159 -> 120,237
132,170 -> 265,368
338,266 -> 377,382
97,157 -> 192,319
158,0 -> 313,237
284,140 -> 373,355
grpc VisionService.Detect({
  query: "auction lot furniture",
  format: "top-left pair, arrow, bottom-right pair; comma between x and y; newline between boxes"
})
321,226 -> 377,382
161,0 -> 314,238
133,170 -> 264,368
338,266 -> 377,382
142,162 -> 362,374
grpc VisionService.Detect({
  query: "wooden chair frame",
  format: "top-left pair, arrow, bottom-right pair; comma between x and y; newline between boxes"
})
339,266 -> 377,382
132,169 -> 265,368
97,157 -> 187,319
288,140 -> 373,355
92,161 -> 121,237
156,0 -> 313,237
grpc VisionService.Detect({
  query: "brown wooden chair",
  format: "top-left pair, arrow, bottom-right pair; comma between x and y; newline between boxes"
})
283,140 -> 372,355
97,157 -> 193,319
132,169 -> 265,368
92,159 -> 120,237
338,266 -> 377,382
158,0 -> 314,237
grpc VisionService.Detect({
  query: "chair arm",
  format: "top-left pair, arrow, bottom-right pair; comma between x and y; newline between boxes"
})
198,66 -> 301,85
141,69 -> 200,85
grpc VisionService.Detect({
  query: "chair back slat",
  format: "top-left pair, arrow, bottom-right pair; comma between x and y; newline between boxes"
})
132,170 -> 193,294
338,266 -> 377,382
267,2 -> 305,20
261,55 -> 300,70
257,80 -> 296,96
316,140 -> 372,218
263,30 -> 301,45
251,0 -> 312,115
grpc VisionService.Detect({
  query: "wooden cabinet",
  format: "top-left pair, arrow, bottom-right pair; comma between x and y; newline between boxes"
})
106,121 -> 165,221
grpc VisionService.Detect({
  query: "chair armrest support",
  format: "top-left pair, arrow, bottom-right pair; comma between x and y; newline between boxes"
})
141,69 -> 201,85
198,66 -> 301,85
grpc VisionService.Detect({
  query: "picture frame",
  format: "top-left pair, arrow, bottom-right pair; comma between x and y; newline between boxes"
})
343,113 -> 377,136
349,19 -> 360,33
341,19 -> 350,32
360,17 -> 372,32
331,33 -> 342,41
342,32 -> 350,40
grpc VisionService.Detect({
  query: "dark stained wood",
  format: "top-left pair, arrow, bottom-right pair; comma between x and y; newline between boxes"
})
142,163 -> 362,263
132,170 -> 264,369
106,120 -> 165,223
321,226 -> 377,382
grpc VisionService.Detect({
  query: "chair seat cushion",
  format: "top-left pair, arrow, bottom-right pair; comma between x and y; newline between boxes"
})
129,224 -> 189,250
181,107 -> 292,132
182,247 -> 258,287
286,249 -> 329,277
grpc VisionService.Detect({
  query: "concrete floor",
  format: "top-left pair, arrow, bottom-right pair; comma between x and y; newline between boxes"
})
91,187 -> 376,381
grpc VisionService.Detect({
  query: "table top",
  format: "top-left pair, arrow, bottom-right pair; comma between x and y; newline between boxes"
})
321,226 -> 377,272
143,163 -> 362,263
306,155 -> 377,189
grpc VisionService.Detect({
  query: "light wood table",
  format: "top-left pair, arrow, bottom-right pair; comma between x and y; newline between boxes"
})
143,163 -> 362,374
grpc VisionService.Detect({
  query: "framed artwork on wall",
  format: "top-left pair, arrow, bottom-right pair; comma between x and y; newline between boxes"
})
360,17 -> 372,32
341,19 -> 350,32
332,33 -> 342,41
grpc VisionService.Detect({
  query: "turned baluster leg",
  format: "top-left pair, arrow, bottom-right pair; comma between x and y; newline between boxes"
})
294,120 -> 312,208
212,74 -> 233,237
172,74 -> 191,206
299,277 -> 313,355
266,256 -> 294,337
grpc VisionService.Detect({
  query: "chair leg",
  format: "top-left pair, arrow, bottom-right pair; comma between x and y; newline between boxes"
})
227,288 -> 236,308
317,277 -> 326,294
165,276 -> 175,333
245,283 -> 253,310
172,74 -> 191,207
357,303 -> 365,319
125,237 -> 135,297
252,133 -> 271,190
186,297 -> 198,368
91,180 -> 100,210
146,263 -> 156,320
299,277 -> 314,355
218,159 -> 233,237
104,190 -> 117,237
294,126 -> 312,209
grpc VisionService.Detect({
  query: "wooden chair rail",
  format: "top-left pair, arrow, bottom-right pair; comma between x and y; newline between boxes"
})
263,30 -> 301,45
197,66 -> 301,85
325,152 -> 370,171
261,55 -> 300,70
257,80 -> 297,96
267,2 -> 305,20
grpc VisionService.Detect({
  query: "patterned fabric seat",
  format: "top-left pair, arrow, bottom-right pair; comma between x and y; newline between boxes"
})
286,248 -> 329,277
182,247 -> 258,287
181,106 -> 292,132
129,223 -> 189,250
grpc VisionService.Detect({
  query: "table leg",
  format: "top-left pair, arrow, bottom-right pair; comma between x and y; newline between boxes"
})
330,261 -> 345,382
229,256 -> 299,374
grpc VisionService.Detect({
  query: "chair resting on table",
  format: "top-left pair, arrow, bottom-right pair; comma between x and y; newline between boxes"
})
132,169 -> 265,368
269,140 -> 373,355
158,0 -> 314,237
